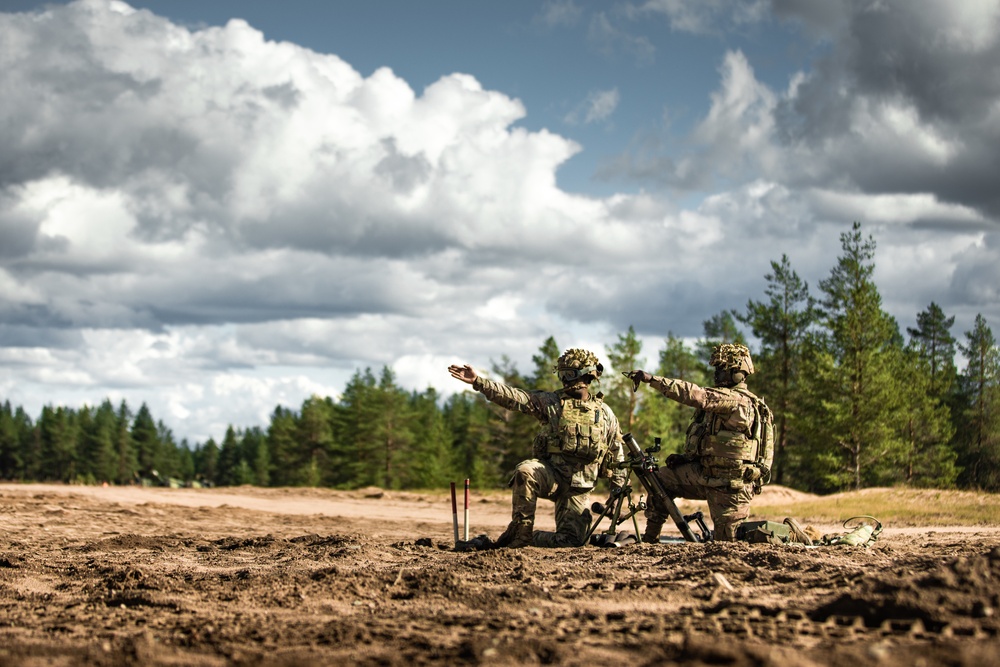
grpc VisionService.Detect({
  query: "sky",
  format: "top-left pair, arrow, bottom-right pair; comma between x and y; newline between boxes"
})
1,0 -> 999,443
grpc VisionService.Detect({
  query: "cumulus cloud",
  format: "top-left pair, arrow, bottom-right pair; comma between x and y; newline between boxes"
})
1,0 -> 998,442
606,1 -> 1000,225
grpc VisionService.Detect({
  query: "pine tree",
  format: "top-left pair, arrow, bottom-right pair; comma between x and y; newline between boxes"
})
217,426 -> 242,486
155,420 -> 184,480
131,403 -> 161,476
404,387 -> 456,489
956,314 -> 1000,489
643,333 -> 709,454
908,302 -> 959,401
298,395 -> 337,487
736,254 -> 818,485
14,406 -> 39,480
442,391 -> 500,487
529,336 -> 562,392
266,406 -> 300,486
177,439 -> 196,482
697,311 -> 746,364
603,325 -> 645,434
38,406 -> 78,482
895,347 -> 958,487
114,401 -> 137,484
79,401 -> 118,484
337,369 -> 381,487
195,438 -> 220,485
242,426 -> 270,486
803,222 -> 906,491
0,401 -> 23,479
486,356 -> 535,480
373,367 -> 415,490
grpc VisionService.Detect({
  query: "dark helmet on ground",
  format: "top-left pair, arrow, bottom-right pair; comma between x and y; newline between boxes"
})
554,348 -> 604,384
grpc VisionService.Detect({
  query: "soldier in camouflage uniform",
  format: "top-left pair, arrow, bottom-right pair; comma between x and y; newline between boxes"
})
448,349 -> 627,548
624,344 -> 773,542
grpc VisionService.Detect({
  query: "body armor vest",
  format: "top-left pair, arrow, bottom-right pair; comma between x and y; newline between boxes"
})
684,389 -> 771,473
534,397 -> 607,464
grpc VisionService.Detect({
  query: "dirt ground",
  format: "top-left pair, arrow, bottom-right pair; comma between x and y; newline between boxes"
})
2,483 -> 1000,666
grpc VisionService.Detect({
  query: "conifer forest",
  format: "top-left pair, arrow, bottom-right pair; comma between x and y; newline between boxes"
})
3,223 -> 999,494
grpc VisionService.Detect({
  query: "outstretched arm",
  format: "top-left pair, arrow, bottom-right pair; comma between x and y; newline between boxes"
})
448,364 -> 556,420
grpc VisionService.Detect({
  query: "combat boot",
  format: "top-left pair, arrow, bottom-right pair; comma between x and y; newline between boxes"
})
494,519 -> 534,548
641,519 -> 664,544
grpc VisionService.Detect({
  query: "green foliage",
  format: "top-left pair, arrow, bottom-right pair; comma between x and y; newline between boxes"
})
529,336 -> 562,392
483,355 -> 537,480
797,223 -> 907,491
443,391 -> 501,487
697,310 -> 746,364
908,302 -> 959,401
956,314 -> 1000,490
631,333 -> 708,455
736,254 -> 818,486
603,325 -> 645,435
0,401 -> 24,479
890,347 -> 958,487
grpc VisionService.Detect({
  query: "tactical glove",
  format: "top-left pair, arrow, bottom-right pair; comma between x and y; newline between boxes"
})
665,453 -> 691,469
623,370 -> 652,391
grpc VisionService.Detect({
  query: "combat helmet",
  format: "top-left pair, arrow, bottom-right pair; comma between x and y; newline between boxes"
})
710,343 -> 755,376
554,348 -> 603,384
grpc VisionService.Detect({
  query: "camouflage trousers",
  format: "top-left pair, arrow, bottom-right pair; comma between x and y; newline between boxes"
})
643,460 -> 754,541
509,459 -> 592,548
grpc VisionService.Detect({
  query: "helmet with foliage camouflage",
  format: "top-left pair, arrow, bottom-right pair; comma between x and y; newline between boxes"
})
554,348 -> 604,384
710,343 -> 755,376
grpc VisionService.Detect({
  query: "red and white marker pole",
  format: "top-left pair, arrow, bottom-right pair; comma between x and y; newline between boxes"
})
450,481 -> 459,543
463,478 -> 470,541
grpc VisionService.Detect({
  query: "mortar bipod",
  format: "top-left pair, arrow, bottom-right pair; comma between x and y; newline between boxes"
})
583,482 -> 644,547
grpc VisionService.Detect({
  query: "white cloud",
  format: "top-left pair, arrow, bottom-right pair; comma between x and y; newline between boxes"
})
1,0 -> 999,444
565,88 -> 621,125
536,0 -> 583,28
637,0 -> 771,34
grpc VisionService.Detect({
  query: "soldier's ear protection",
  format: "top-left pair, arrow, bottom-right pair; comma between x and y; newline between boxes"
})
595,363 -> 604,377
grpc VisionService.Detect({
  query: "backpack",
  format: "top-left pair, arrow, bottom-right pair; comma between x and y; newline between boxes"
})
735,520 -> 790,545
735,389 -> 774,487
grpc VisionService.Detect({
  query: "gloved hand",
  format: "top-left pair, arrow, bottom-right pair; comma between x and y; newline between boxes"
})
623,370 -> 652,391
665,453 -> 690,469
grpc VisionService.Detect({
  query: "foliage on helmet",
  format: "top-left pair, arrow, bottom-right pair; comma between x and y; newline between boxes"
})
710,343 -> 755,375
554,348 -> 601,382
556,348 -> 599,370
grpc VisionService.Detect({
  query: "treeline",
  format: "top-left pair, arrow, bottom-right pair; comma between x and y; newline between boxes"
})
2,223 -> 999,493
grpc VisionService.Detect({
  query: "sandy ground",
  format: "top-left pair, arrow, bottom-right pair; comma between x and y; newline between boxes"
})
2,482 -> 999,666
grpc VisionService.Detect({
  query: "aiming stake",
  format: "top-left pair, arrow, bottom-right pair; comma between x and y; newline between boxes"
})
463,478 -> 470,541
450,481 -> 459,543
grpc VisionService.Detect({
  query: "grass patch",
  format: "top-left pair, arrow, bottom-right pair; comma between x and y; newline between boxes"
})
750,487 -> 1000,527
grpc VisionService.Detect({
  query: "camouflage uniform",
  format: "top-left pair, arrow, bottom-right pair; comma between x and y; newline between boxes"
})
472,376 -> 627,548
643,376 -> 769,542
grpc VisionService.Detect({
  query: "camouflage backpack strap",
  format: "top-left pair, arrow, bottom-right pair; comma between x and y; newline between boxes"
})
734,388 -> 774,488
